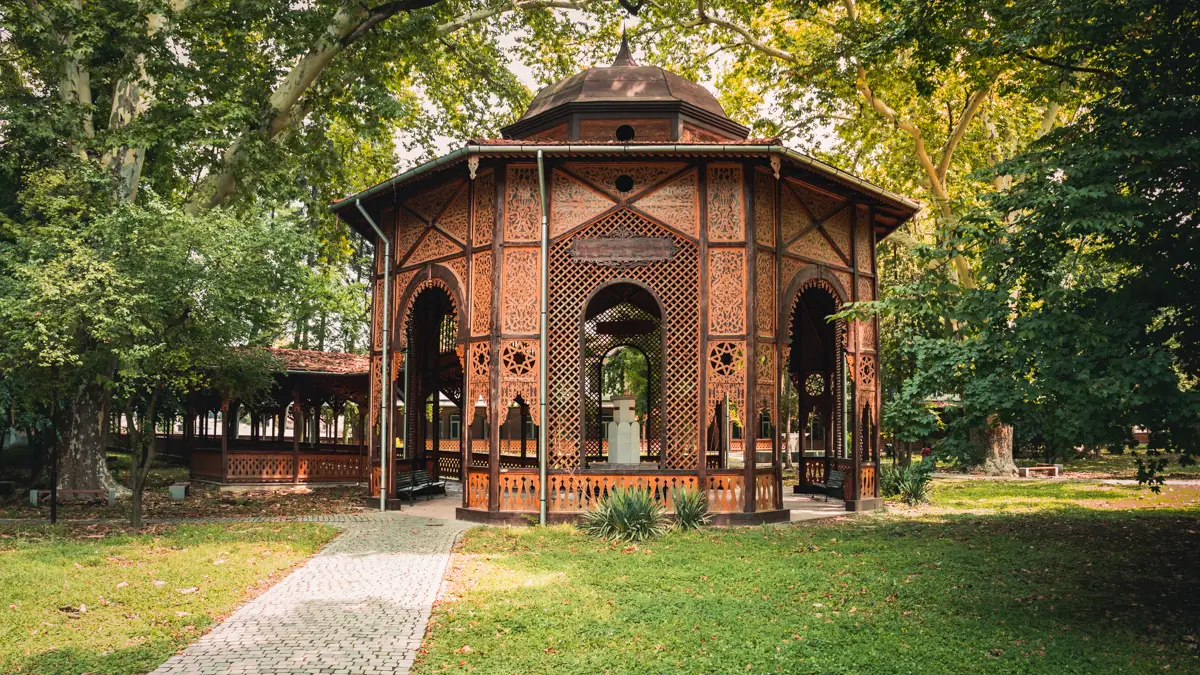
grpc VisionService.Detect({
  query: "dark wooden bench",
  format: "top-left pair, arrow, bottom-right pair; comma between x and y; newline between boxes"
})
396,470 -> 445,504
823,470 -> 845,502
30,488 -> 116,507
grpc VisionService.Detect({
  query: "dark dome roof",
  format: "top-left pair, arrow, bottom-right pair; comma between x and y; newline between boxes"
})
502,35 -> 748,140
517,39 -> 730,123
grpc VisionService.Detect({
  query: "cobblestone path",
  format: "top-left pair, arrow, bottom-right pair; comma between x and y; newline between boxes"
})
153,514 -> 473,675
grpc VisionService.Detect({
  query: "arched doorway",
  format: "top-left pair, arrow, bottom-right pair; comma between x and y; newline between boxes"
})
401,282 -> 462,488
786,281 -> 846,493
582,282 -> 665,466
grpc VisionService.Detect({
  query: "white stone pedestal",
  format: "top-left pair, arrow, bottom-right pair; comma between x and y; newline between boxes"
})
606,395 -> 641,464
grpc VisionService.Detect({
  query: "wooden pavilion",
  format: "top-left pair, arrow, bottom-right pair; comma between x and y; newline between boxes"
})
333,38 -> 919,523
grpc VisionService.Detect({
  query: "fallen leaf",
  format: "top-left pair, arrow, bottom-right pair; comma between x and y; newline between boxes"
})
152,580 -> 165,587
177,587 -> 198,595
116,581 -> 129,590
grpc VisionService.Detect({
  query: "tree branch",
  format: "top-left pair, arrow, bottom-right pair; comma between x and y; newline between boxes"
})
1017,51 -> 1113,77
936,82 -> 993,184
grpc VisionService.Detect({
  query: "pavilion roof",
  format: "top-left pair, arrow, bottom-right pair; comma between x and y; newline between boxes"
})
265,348 -> 369,375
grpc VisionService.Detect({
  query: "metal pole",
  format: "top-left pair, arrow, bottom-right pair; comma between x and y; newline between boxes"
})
536,150 -> 549,525
356,199 -> 389,513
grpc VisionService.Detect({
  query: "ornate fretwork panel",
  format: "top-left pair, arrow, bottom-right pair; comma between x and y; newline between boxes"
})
823,207 -> 853,263
501,247 -> 539,334
788,230 -> 843,266
407,229 -> 461,266
405,180 -> 463,223
781,256 -> 808,294
858,320 -> 876,356
756,344 -> 777,425
857,277 -> 875,303
473,170 -> 495,247
471,251 -> 492,336
395,210 -> 425,264
468,340 -> 491,414
754,170 -> 775,248
400,277 -> 458,348
499,339 -> 538,424
437,184 -> 470,244
788,179 -> 845,221
564,163 -> 685,200
442,257 -> 467,294
505,165 -> 541,242
707,164 -> 745,242
547,208 -> 699,470
708,249 -> 745,335
780,183 -> 811,245
858,353 -> 876,392
756,251 -> 775,338
550,170 -> 614,238
372,278 -> 384,351
632,169 -> 700,238
855,206 -> 873,273
706,340 -> 746,425
391,269 -> 418,347
833,270 -> 854,305
368,354 -> 382,433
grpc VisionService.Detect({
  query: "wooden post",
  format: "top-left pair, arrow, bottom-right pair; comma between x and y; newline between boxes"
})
292,388 -> 301,483
488,167 -> 504,513
219,398 -> 230,482
744,163 -> 758,513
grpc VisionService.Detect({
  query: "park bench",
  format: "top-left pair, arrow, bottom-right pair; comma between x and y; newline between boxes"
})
30,488 -> 116,507
396,469 -> 445,504
1018,464 -> 1062,478
823,470 -> 845,502
168,481 -> 190,501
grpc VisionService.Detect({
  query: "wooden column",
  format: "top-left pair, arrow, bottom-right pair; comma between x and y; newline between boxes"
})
488,166 -> 504,513
744,160 -> 758,513
219,398 -> 230,482
697,162 -> 710,486
849,206 -> 861,505
292,388 -> 301,483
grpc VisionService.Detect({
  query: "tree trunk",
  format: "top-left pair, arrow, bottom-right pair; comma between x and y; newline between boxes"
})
971,416 -> 1017,476
58,382 -> 126,493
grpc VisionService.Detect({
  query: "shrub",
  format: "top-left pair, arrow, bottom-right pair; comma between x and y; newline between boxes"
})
581,487 -> 668,542
879,465 -> 903,498
898,457 -> 936,505
671,487 -> 710,532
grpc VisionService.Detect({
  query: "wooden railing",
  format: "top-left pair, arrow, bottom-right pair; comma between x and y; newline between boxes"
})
755,469 -> 778,510
466,470 -> 489,508
706,471 -> 744,512
191,450 -> 364,484
190,451 -> 223,480
545,472 -> 701,513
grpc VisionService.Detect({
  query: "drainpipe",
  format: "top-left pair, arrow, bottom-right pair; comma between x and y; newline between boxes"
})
537,150 -> 550,525
356,199 -> 390,513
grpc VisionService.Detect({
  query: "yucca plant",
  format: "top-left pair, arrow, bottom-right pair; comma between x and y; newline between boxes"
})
671,487 -> 710,532
879,465 -> 903,498
581,487 -> 668,542
898,457 -> 936,505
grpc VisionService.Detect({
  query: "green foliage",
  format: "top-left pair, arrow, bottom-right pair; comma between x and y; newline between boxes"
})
670,487 -> 710,532
896,457 -> 935,505
879,464 -> 902,498
581,487 -> 668,543
601,346 -> 649,418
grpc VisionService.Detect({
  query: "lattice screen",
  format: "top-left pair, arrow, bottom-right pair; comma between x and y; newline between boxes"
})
581,301 -> 663,462
547,208 -> 699,469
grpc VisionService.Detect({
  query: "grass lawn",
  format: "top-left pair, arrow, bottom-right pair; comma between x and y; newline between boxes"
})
922,478 -> 1200,513
417,501 -> 1199,673
0,522 -> 336,674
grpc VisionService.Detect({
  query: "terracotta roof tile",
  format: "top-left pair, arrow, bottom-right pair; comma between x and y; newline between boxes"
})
265,348 -> 369,375
467,138 -> 782,146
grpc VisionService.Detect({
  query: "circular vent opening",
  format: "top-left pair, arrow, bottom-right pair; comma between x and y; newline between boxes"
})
614,174 -> 635,193
615,124 -> 636,142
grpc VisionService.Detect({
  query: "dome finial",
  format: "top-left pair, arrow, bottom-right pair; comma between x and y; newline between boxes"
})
612,26 -> 638,67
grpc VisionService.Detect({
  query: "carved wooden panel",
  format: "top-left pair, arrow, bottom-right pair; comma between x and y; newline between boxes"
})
505,165 -> 541,242
856,206 -> 874,273
857,277 -> 875,302
706,472 -> 745,512
405,180 -> 464,223
395,209 -> 425,264
858,320 -> 877,356
548,208 -> 699,470
788,230 -> 843,266
372,278 -> 384,351
501,247 -> 539,334
471,251 -> 492,336
498,472 -> 540,511
781,256 -> 808,296
708,249 -> 745,335
706,340 -> 746,425
408,229 -> 461,266
755,470 -> 777,510
780,183 -> 811,245
499,339 -> 538,423
550,170 -> 614,238
682,124 -> 733,144
437,184 -> 470,244
754,169 -> 775,248
564,163 -> 685,200
788,179 -> 845,221
473,169 -> 494,247
824,207 -> 853,263
578,118 -> 671,142
391,269 -> 418,346
756,344 -> 776,425
397,273 -> 449,349
442,256 -> 467,292
858,353 -> 876,392
547,473 -> 700,513
466,470 -> 489,508
631,169 -> 699,238
707,164 -> 745,242
756,251 -> 775,337
833,269 -> 854,303
468,340 -> 490,414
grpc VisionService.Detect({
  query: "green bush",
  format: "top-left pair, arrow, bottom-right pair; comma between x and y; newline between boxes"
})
879,465 -> 903,497
898,457 -> 936,505
581,487 -> 668,542
670,487 -> 710,532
